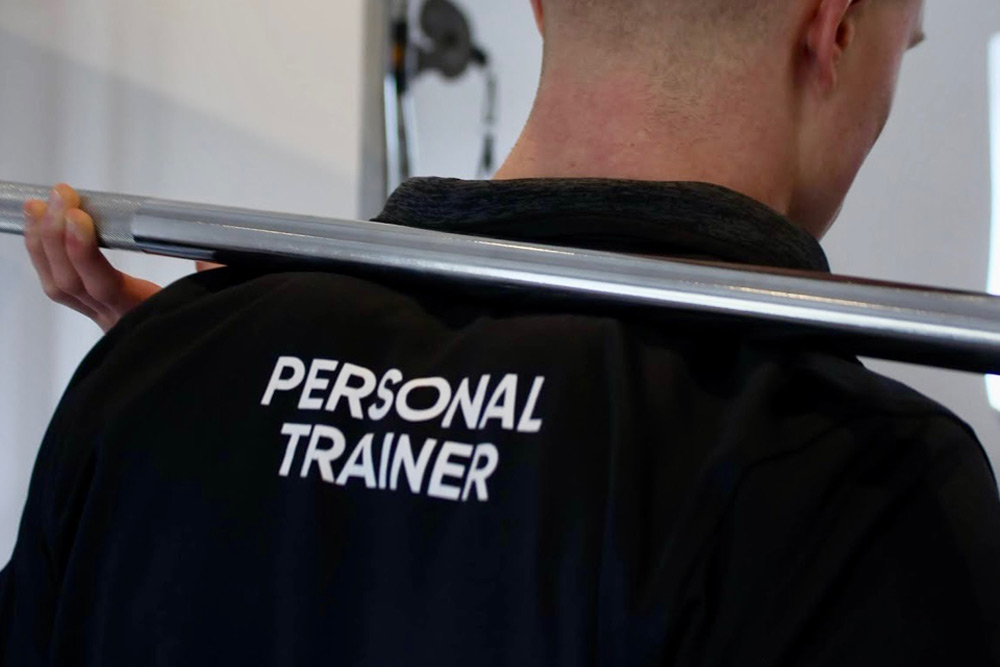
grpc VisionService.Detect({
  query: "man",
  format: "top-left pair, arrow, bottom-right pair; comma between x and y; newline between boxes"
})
5,0 -> 1000,664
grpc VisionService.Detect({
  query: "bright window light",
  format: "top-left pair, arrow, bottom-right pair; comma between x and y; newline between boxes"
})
986,33 -> 1000,411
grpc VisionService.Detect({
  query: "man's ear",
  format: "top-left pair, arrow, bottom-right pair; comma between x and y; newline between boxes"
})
804,0 -> 858,90
531,0 -> 544,37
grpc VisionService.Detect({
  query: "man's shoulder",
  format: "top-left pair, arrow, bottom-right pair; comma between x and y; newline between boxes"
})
107,266 -> 986,450
113,266 -> 979,410
763,350 -> 995,485
792,350 -> 979,438
107,265 -> 634,352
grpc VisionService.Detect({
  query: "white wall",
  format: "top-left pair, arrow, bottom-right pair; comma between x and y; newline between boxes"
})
0,0 -> 366,562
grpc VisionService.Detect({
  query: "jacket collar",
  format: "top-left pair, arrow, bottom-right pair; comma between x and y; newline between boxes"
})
374,178 -> 830,273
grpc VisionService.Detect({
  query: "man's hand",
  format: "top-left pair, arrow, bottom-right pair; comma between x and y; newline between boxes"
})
23,183 -> 163,333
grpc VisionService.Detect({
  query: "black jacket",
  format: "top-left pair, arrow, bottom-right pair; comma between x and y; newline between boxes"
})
3,178 -> 999,666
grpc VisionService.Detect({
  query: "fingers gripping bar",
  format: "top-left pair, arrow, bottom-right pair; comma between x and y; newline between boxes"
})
1,180 -> 1000,374
0,182 -> 142,250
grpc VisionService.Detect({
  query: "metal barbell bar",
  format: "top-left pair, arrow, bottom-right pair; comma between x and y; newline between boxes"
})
1,180 -> 999,374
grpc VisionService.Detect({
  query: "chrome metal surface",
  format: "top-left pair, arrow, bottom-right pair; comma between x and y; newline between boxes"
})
0,182 -> 143,250
360,0 -> 393,219
2,179 -> 1000,373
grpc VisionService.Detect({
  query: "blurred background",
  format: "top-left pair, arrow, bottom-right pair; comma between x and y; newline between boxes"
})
0,0 -> 998,562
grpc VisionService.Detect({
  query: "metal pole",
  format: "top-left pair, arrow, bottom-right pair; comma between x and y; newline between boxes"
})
2,180 -> 1000,374
359,0 -> 393,219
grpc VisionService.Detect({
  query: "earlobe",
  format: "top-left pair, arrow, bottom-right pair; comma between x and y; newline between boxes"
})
804,0 -> 855,90
531,0 -> 544,37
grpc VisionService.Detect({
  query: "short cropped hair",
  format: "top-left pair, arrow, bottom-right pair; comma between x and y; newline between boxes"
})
542,0 -> 782,51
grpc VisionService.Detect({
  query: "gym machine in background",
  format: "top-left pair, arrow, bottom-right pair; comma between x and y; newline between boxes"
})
361,0 -> 496,214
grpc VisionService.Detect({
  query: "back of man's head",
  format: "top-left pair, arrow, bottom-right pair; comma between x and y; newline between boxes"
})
499,0 -> 926,239
540,0 -> 783,54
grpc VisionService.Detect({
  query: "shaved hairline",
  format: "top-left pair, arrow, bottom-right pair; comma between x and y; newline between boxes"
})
540,0 -> 786,50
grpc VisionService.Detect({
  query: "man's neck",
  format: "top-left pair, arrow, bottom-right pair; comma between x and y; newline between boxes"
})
493,63 -> 800,224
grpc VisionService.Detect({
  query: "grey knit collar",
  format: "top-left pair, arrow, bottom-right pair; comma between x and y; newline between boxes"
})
374,177 -> 830,273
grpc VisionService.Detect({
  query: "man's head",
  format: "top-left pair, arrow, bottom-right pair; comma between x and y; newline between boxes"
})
498,0 -> 926,238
